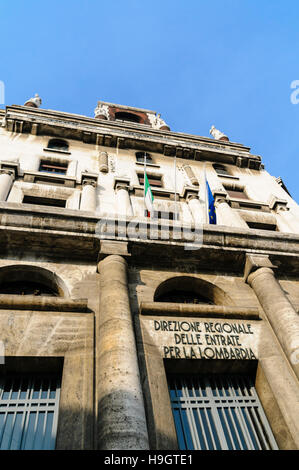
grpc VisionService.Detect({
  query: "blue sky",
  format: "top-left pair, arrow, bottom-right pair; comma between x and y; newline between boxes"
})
1,0 -> 298,202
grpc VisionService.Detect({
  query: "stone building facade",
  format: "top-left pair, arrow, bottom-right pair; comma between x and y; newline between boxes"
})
0,97 -> 298,450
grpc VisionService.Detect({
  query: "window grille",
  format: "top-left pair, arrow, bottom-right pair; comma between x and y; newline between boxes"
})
0,374 -> 61,450
39,160 -> 68,175
168,374 -> 278,450
138,174 -> 162,187
136,152 -> 152,163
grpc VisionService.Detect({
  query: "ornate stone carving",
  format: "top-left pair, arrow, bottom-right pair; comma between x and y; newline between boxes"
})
150,113 -> 170,131
108,155 -> 116,173
94,103 -> 109,120
82,178 -> 97,188
99,152 -> 109,173
209,125 -> 229,141
24,93 -> 42,108
0,168 -> 14,178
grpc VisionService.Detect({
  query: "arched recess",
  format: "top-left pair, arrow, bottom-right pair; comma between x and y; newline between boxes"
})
153,276 -> 235,306
0,265 -> 69,297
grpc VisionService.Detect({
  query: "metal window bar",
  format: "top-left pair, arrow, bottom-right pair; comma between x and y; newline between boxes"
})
0,374 -> 61,450
168,374 -> 278,451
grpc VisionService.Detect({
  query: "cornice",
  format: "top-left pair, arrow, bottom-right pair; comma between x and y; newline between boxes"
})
0,203 -> 298,272
2,105 -> 262,168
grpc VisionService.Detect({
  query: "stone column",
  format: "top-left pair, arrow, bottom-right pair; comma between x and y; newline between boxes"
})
115,179 -> 133,217
214,192 -> 248,228
245,255 -> 299,380
269,198 -> 299,234
0,169 -> 14,201
187,194 -> 204,225
80,174 -> 98,212
97,254 -> 149,450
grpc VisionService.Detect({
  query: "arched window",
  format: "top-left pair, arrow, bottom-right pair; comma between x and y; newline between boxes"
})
154,276 -> 233,306
0,265 -> 68,297
156,289 -> 212,304
114,112 -> 141,123
47,139 -> 69,152
213,164 -> 230,176
0,281 -> 57,296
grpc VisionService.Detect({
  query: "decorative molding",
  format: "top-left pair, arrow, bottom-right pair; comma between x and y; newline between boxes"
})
244,254 -> 277,282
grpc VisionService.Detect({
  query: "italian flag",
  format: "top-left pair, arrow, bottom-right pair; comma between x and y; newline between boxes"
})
144,172 -> 154,217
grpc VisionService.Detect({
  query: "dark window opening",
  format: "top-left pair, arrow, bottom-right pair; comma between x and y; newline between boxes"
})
47,139 -> 69,152
136,152 -> 152,163
157,289 -> 212,304
246,222 -> 277,231
39,160 -> 68,175
226,188 -> 248,200
138,174 -> 162,187
213,164 -> 230,176
238,202 -> 262,210
115,112 -> 141,123
23,196 -> 66,208
0,281 -> 58,296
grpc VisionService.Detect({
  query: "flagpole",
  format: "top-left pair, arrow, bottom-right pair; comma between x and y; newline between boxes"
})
144,152 -> 147,217
204,162 -> 208,224
174,154 -> 177,221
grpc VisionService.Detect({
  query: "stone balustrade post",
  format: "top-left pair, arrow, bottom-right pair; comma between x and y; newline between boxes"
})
0,169 -> 15,201
269,197 -> 299,234
114,178 -> 133,217
80,173 -> 98,212
214,192 -> 248,228
186,193 -> 205,225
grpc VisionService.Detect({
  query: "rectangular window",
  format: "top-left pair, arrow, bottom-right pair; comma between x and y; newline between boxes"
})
0,373 -> 61,450
138,174 -> 163,188
246,222 -> 277,231
39,160 -> 68,175
213,164 -> 230,176
23,196 -> 66,208
168,373 -> 278,450
226,189 -> 248,200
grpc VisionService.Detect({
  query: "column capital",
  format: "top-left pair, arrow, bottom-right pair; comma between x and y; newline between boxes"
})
268,195 -> 288,213
181,185 -> 198,200
82,178 -> 97,187
244,254 -> 277,283
81,172 -> 98,186
114,177 -> 131,192
213,191 -> 229,207
97,240 -> 131,264
0,168 -> 14,178
0,161 -> 19,179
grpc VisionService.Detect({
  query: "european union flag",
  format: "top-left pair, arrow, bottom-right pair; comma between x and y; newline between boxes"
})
206,180 -> 217,224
